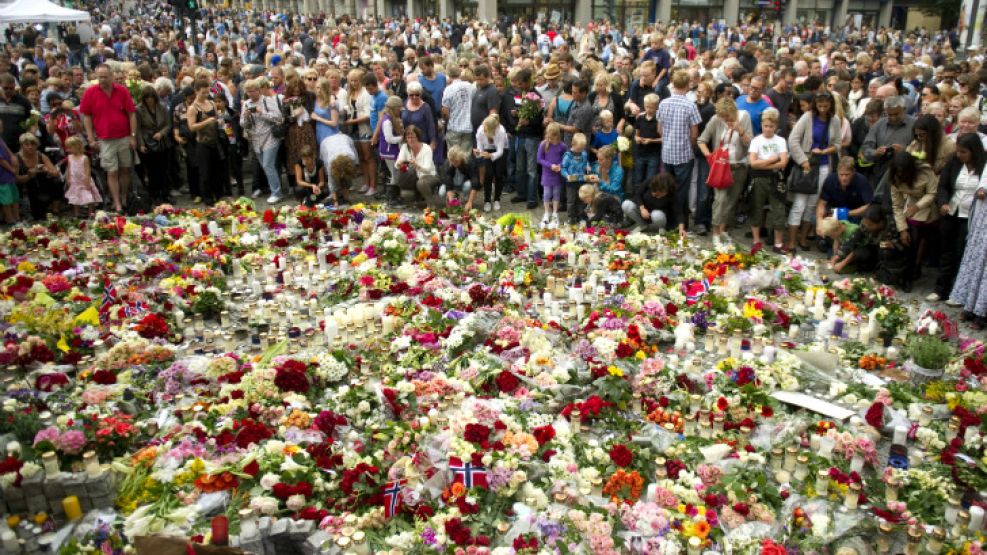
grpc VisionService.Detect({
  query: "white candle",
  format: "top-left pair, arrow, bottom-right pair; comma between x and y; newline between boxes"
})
812,305 -> 825,321
970,506 -> 985,532
804,289 -> 814,306
2,531 -> 17,551
859,327 -> 871,345
42,451 -> 59,479
567,251 -> 576,266
84,451 -> 101,477
893,425 -> 908,445
788,324 -> 800,339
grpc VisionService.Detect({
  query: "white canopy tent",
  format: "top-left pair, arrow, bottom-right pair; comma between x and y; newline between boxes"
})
0,0 -> 89,23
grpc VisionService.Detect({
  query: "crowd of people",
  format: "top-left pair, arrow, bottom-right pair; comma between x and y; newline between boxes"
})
1,3 -> 987,324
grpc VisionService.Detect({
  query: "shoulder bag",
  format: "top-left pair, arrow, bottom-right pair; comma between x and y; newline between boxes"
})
706,128 -> 734,190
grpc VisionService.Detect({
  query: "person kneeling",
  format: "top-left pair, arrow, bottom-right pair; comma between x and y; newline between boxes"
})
578,185 -> 622,226
295,145 -> 329,207
621,173 -> 677,233
395,125 -> 441,207
831,205 -> 894,275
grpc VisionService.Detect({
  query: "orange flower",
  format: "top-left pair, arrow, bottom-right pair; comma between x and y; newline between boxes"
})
694,520 -> 711,537
602,469 -> 644,504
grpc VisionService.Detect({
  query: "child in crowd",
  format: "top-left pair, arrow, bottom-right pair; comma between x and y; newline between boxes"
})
578,184 -> 622,226
634,94 -> 661,184
561,133 -> 592,225
294,145 -> 328,207
537,122 -> 566,229
747,108 -> 789,253
591,110 -> 618,158
63,135 -> 102,218
819,217 -> 858,267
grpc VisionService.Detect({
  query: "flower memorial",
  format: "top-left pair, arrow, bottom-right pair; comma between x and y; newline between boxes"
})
0,201 -> 985,554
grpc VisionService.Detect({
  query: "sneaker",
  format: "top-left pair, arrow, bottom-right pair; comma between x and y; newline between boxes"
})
365,188 -> 376,196
925,292 -> 941,302
946,298 -> 963,307
540,213 -> 550,229
267,194 -> 284,204
550,213 -> 560,229
483,202 -> 492,212
771,244 -> 788,255
193,196 -> 203,204
712,234 -> 723,249
493,201 -> 501,211
526,201 -> 538,209
694,224 -> 709,236
251,189 -> 263,199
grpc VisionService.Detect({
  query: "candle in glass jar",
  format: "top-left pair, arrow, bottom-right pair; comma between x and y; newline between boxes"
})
239,509 -> 256,538
42,451 -> 59,479
794,454 -> 809,481
927,527 -> 945,554
211,515 -> 229,546
843,483 -> 861,509
83,451 -> 100,477
788,323 -> 799,339
783,446 -> 798,471
815,469 -> 829,496
945,496 -> 961,525
849,454 -> 864,473
876,523 -> 894,554
687,537 -> 702,555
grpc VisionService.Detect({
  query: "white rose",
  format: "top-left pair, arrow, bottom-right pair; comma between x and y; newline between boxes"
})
286,494 -> 306,511
259,473 -> 280,490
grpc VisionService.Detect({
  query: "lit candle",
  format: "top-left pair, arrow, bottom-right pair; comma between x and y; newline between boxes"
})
42,451 -> 59,479
62,496 -> 83,521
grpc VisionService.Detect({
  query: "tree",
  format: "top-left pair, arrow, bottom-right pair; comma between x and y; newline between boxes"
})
916,0 -> 961,30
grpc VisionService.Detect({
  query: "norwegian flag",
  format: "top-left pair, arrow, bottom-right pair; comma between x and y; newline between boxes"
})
382,480 -> 406,519
448,457 -> 488,489
124,302 -> 149,318
684,277 -> 713,304
100,281 -> 118,313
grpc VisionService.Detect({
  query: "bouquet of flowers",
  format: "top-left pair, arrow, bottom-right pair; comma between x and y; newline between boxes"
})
517,91 -> 545,122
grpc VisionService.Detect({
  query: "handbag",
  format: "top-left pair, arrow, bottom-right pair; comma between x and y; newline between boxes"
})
267,97 -> 289,140
706,128 -> 734,190
787,162 -> 820,194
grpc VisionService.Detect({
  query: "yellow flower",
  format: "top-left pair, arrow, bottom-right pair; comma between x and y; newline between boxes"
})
635,350 -> 646,360
716,358 -> 737,372
608,366 -> 624,377
743,300 -> 763,320
16,261 -> 35,273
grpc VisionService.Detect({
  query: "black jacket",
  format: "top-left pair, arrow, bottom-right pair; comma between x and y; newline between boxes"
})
936,155 -> 987,209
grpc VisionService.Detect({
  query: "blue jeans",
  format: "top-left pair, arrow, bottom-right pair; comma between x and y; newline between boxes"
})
515,136 -> 540,203
257,144 -> 282,197
634,153 -> 661,187
666,159 -> 695,230
694,155 -> 712,228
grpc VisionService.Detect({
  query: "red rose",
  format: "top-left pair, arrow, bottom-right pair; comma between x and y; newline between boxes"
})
615,342 -> 635,359
716,396 -> 729,411
541,449 -> 557,462
761,539 -> 787,555
464,423 -> 491,444
235,419 -> 273,449
134,313 -> 170,339
242,460 -> 260,478
609,444 -> 633,467
274,365 -> 309,393
91,370 -> 117,385
495,370 -> 520,393
864,402 -> 885,429
532,425 -> 556,446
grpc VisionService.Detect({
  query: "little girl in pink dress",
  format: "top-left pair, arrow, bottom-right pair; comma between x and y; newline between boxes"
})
63,136 -> 101,217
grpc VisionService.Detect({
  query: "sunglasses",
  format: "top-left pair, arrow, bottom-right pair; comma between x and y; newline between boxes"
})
305,77 -> 316,81
408,93 -> 420,97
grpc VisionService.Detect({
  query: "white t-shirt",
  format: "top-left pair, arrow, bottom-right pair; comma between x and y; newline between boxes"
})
749,134 -> 788,161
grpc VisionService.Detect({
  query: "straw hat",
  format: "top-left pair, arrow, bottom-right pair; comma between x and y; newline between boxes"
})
543,63 -> 561,80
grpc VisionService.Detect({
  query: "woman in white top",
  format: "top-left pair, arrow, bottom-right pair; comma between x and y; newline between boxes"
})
473,114 -> 509,211
395,125 -> 440,207
934,133 -> 986,306
338,69 -> 375,194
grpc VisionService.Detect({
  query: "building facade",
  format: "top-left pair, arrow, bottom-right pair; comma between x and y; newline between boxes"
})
217,0 -> 890,28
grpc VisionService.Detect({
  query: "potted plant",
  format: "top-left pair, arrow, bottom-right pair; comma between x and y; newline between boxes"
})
906,334 -> 953,384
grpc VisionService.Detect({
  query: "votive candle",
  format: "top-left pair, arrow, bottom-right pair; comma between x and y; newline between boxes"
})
62,496 -> 82,521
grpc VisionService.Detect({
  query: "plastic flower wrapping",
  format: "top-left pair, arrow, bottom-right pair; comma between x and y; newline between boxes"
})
0,202 -> 985,554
